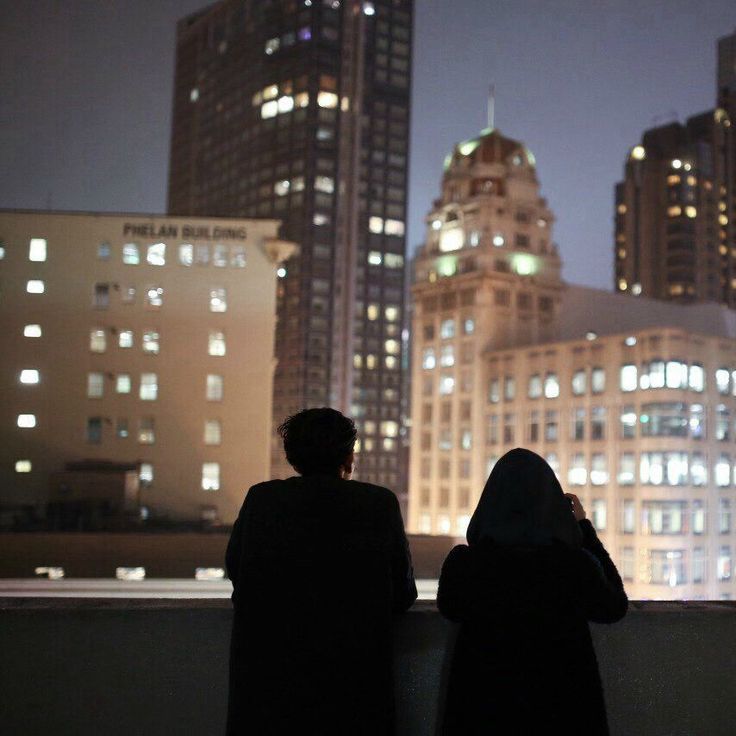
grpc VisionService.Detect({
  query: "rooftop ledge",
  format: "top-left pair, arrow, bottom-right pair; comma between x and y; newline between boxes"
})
1,599 -> 735,735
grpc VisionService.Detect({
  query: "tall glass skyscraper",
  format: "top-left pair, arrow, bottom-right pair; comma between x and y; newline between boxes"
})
168,0 -> 413,487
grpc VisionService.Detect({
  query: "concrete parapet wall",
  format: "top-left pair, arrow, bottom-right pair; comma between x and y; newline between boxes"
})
0,600 -> 734,735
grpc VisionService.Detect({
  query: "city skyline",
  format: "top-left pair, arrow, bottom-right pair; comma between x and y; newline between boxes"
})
1,1 -> 734,291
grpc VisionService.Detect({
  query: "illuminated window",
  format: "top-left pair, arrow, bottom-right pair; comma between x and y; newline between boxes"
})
202,462 -> 220,491
17,414 -> 36,428
384,339 -> 400,355
208,331 -> 226,356
179,243 -> 193,266
716,454 -> 731,487
716,368 -> 730,394
367,304 -> 379,321
142,331 -> 159,354
618,453 -> 635,485
261,100 -> 278,118
29,238 -> 47,262
640,452 -> 688,486
528,374 -> 542,399
439,375 -> 455,395
440,345 -> 454,367
544,373 -> 560,399
689,364 -> 704,392
138,417 -> 155,445
87,372 -> 104,398
207,374 -> 223,401
210,288 -> 227,312
384,219 -> 405,236
146,286 -> 163,308
314,213 -> 330,226
440,319 -> 455,339
119,330 -> 133,348
369,216 -> 383,234
231,246 -> 246,267
717,547 -> 731,581
26,280 -> 45,294
140,463 -> 153,487
591,499 -> 607,530
317,91 -> 338,108
620,364 -> 637,392
116,374 -> 131,394
88,329 -> 106,353
568,454 -> 587,486
15,460 -> 32,473
24,324 -> 42,338
590,454 -> 608,485
504,376 -> 516,401
463,318 -> 475,335
368,251 -> 382,266
385,306 -> 400,321
147,242 -> 166,266
122,243 -> 140,265
16,371 -> 39,392
422,348 -> 436,370
213,245 -> 228,267
121,286 -> 136,304
139,373 -> 158,401
572,369 -> 586,395
315,176 -> 334,193
667,206 -> 682,217
621,501 -> 635,533
116,418 -> 129,439
204,419 -> 221,445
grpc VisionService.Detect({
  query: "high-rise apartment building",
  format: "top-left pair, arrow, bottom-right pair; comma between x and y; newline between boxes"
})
167,0 -> 413,489
0,210 -> 293,523
614,30 -> 735,305
408,125 -> 736,600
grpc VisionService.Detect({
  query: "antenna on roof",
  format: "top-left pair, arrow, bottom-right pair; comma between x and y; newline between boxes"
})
487,84 -> 495,130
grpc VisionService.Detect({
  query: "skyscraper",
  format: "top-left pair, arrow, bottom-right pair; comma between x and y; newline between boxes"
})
168,0 -> 413,489
614,30 -> 735,305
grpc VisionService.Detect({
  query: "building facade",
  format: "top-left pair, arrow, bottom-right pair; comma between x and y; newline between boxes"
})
408,127 -> 736,599
614,30 -> 735,305
0,211 -> 293,523
167,0 -> 413,491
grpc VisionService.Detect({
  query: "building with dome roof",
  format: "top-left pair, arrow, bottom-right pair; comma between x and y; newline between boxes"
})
408,124 -> 736,601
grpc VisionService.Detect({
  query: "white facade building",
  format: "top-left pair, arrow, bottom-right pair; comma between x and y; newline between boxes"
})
409,128 -> 736,600
0,211 -> 294,523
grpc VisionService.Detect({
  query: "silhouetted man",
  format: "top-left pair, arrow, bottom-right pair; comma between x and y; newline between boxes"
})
226,408 -> 417,735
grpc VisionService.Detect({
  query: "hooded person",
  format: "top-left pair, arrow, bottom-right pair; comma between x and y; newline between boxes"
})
437,448 -> 628,736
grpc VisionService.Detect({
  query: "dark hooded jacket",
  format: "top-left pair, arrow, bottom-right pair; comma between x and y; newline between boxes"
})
225,475 -> 417,736
437,448 -> 627,736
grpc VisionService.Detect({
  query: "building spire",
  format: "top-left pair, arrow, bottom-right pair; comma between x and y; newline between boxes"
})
487,84 -> 495,130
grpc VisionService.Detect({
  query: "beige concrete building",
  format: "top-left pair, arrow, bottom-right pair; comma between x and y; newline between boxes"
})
409,127 -> 736,599
0,211 -> 294,523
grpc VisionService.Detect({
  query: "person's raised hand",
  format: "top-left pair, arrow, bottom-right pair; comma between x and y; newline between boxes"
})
564,493 -> 586,522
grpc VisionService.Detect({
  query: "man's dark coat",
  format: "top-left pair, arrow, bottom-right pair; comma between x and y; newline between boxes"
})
226,475 -> 416,735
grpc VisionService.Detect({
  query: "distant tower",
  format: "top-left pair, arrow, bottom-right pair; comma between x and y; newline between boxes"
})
167,0 -> 414,489
408,126 -> 564,534
614,31 -> 734,305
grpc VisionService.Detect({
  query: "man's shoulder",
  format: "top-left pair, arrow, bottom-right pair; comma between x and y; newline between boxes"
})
345,480 -> 398,505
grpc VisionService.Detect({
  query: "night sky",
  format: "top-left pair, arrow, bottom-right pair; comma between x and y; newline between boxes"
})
1,1 -> 734,289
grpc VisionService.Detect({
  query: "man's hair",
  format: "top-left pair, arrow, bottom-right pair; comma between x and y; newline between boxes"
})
278,408 -> 357,476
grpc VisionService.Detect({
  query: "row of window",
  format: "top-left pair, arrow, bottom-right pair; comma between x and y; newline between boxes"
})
15,458 -> 220,491
481,403 -> 736,444
484,362 -> 730,403
88,329 -> 226,356
14,374 -> 225,409
84,417 -> 222,446
5,237 -> 249,268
